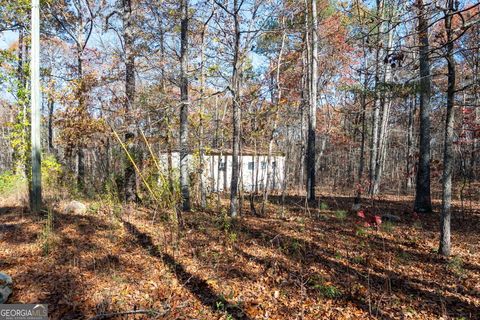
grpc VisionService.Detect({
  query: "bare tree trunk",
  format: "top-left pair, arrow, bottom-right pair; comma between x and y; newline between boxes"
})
212,96 -> 219,192
123,0 -> 137,202
16,27 -> 30,180
47,95 -> 54,154
469,46 -> 478,181
159,21 -> 174,195
370,107 -> 380,193
179,0 -> 191,211
406,96 -> 416,190
280,126 -> 290,217
105,137 -> 111,185
369,0 -> 385,195
255,149 -> 259,194
414,0 -> 432,213
353,43 -> 368,209
229,0 -> 241,218
166,124 -> 174,194
76,50 -> 85,191
371,8 -> 394,195
439,0 -> 456,256
372,99 -> 391,194
76,147 -> 85,191
299,24 -> 308,191
306,0 -> 317,202
261,19 -> 285,215
198,10 -> 213,210
17,28 -> 25,87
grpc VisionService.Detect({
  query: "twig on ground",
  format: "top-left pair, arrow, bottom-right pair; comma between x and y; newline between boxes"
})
89,309 -> 167,320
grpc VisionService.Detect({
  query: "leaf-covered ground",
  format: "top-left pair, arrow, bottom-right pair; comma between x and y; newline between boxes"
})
0,194 -> 479,319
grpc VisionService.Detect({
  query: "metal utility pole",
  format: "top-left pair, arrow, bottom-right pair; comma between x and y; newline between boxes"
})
30,0 -> 42,213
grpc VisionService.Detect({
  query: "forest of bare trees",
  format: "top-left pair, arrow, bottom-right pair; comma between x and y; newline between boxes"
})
0,0 -> 479,318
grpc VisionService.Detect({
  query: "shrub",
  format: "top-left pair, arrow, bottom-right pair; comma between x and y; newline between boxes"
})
228,231 -> 237,246
355,226 -> 368,237
0,171 -> 23,195
335,210 -> 347,220
40,208 -> 55,255
319,202 -> 329,210
41,154 -> 62,188
381,221 -> 395,233
397,251 -> 412,263
352,255 -> 366,264
448,256 -> 465,278
307,276 -> 342,299
318,284 -> 342,299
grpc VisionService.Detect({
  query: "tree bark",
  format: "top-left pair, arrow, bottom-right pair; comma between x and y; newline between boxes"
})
198,9 -> 213,210
406,95 -> 416,190
123,0 -> 137,202
372,17 -> 394,195
179,0 -> 191,211
439,0 -> 456,256
229,0 -> 241,218
353,41 -> 368,209
261,19 -> 285,215
414,0 -> 432,213
299,13 -> 309,191
76,49 -> 85,191
306,0 -> 318,202
369,0 -> 384,195
47,94 -> 54,154
16,27 -> 29,177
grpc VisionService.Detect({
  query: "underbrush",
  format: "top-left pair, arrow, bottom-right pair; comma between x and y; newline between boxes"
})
0,171 -> 24,196
2,192 -> 479,319
39,207 -> 57,255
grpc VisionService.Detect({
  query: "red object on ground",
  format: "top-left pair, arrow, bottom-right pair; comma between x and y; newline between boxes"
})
356,211 -> 382,228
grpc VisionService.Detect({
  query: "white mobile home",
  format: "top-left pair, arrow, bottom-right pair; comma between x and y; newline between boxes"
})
159,150 -> 285,192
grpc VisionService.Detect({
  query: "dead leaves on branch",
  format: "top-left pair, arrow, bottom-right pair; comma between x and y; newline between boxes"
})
57,107 -> 107,152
